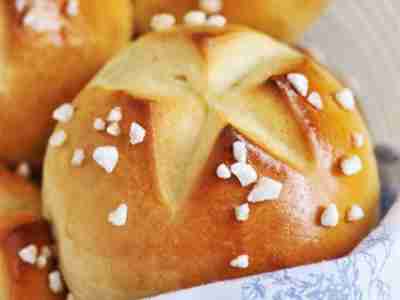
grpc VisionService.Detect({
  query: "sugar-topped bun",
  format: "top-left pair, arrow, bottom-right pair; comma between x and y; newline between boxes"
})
136,0 -> 330,41
43,26 -> 379,300
0,166 -> 63,300
0,0 -> 134,166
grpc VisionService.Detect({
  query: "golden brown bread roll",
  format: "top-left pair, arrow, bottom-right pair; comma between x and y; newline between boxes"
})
0,0 -> 134,166
135,0 -> 331,41
0,166 -> 64,300
43,26 -> 380,299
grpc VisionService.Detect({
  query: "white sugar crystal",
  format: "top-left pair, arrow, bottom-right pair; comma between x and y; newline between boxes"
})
71,148 -> 85,167
199,0 -> 223,14
49,271 -> 64,294
341,155 -> 363,176
36,255 -> 47,268
216,163 -> 231,179
53,103 -> 74,123
66,0 -> 79,17
15,0 -> 27,12
49,130 -> 67,147
108,203 -> 128,227
233,141 -> 247,162
93,118 -> 106,131
235,203 -> 250,222
107,107 -> 122,123
352,132 -> 365,148
206,14 -> 227,27
347,204 -> 365,222
247,177 -> 283,203
23,5 -> 63,33
307,91 -> 323,110
184,10 -> 207,26
18,244 -> 38,265
36,255 -> 48,269
321,203 -> 339,227
93,146 -> 119,173
37,245 -> 52,268
23,14 -> 59,32
106,122 -> 121,137
16,162 -> 31,178
150,14 -> 176,32
287,73 -> 309,97
230,162 -> 257,187
130,122 -> 146,145
230,255 -> 249,269
335,88 -> 355,111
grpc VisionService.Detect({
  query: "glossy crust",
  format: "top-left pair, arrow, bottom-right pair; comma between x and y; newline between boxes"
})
135,0 -> 331,41
0,0 -> 134,166
43,26 -> 380,300
0,166 -> 62,300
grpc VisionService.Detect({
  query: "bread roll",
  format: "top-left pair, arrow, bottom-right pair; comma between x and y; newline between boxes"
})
43,26 -> 380,300
135,0 -> 330,41
0,166 -> 63,300
0,0 -> 134,166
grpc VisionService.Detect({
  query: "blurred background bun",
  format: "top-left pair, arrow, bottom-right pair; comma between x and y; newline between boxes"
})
0,166 -> 63,300
135,0 -> 331,41
43,26 -> 379,299
0,0 -> 134,167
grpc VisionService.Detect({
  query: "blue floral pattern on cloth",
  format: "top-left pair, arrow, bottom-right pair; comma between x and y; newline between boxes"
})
241,225 -> 395,300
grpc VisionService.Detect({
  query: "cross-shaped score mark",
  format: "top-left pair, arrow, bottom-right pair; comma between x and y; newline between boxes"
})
89,27 -> 339,205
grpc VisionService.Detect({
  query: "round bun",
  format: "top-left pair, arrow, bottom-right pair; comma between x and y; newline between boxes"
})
0,166 -> 62,300
43,26 -> 380,300
0,0 -> 134,166
135,0 -> 330,41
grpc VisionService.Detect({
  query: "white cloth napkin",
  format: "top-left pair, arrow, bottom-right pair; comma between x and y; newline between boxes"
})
150,199 -> 400,300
